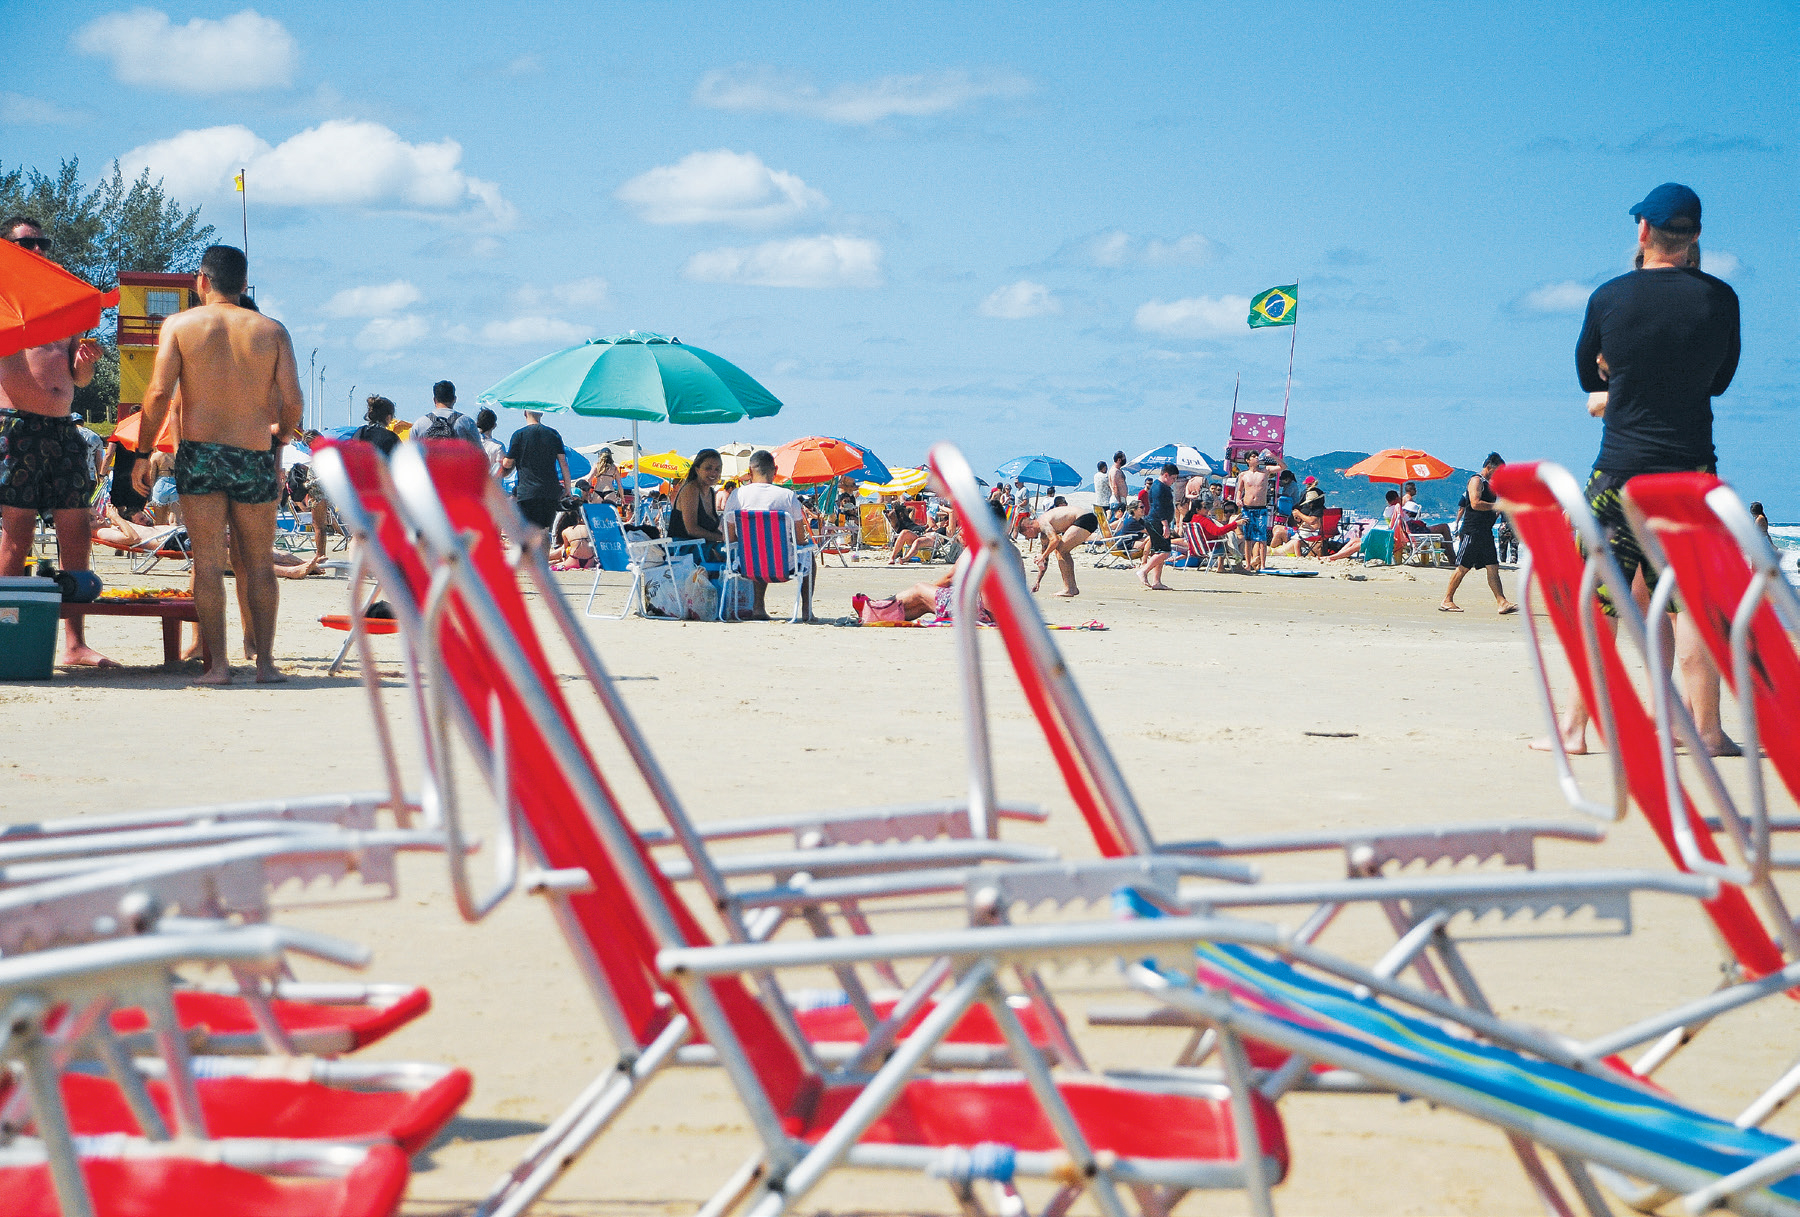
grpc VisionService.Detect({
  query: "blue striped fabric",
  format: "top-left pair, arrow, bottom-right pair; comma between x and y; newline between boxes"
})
1114,891 -> 1800,1199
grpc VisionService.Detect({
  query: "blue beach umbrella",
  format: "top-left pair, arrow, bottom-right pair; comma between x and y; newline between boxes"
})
563,446 -> 592,479
1126,443 -> 1212,476
825,436 -> 891,485
996,454 -> 1083,489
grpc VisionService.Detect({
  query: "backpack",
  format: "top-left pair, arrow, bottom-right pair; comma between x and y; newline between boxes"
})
415,410 -> 467,442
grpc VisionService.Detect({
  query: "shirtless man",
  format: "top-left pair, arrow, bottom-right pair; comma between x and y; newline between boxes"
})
1021,499 -> 1098,596
0,216 -> 113,667
1235,450 -> 1278,573
133,245 -> 303,684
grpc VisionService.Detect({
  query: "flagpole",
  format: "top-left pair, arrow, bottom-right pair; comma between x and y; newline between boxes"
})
239,168 -> 248,260
1281,278 -> 1298,420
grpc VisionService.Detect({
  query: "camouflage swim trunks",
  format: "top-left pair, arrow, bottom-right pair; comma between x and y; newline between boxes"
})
0,410 -> 96,511
174,439 -> 281,504
1586,465 -> 1714,616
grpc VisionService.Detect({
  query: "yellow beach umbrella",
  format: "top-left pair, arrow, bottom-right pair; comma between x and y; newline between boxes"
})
624,449 -> 691,481
863,466 -> 929,497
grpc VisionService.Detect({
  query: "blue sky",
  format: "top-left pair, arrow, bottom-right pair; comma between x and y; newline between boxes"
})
6,1 -> 1796,511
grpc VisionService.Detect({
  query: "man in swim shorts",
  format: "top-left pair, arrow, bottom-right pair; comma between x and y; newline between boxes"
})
0,216 -> 113,667
134,245 -> 303,684
1020,499 -> 1098,597
1235,451 -> 1276,573
1535,183 -> 1741,757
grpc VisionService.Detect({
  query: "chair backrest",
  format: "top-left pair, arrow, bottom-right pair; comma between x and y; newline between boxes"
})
1490,461 -> 1788,983
1181,521 -> 1216,554
386,443 -> 814,1114
1320,508 -> 1344,537
1623,474 -> 1800,817
579,502 -> 632,572
929,443 -> 1154,859
908,501 -> 929,527
728,509 -> 794,583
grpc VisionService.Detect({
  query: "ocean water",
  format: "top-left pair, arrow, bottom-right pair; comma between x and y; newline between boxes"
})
1771,525 -> 1799,586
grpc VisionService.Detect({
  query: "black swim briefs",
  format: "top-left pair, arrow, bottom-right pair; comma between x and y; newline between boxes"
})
174,440 -> 281,504
0,411 -> 96,512
1074,512 -> 1099,533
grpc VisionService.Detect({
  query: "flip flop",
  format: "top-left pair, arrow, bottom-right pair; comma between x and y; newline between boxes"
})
1437,604 -> 1463,612
1498,604 -> 1520,615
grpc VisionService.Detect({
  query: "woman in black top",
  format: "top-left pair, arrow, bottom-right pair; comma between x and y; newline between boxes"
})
668,448 -> 725,561
356,395 -> 400,457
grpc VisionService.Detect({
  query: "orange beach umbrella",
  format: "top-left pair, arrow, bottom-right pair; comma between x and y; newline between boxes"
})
107,409 -> 177,453
771,436 -> 864,485
0,239 -> 119,358
1343,448 -> 1455,484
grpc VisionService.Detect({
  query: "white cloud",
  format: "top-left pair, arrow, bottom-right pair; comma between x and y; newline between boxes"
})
616,150 -> 825,227
1701,250 -> 1742,278
695,66 -> 1032,125
684,235 -> 883,289
979,280 -> 1060,319
449,317 -> 590,347
1134,296 -> 1251,338
512,277 -> 609,310
1061,229 -> 1218,269
119,120 -> 514,226
503,54 -> 542,77
74,9 -> 296,94
0,92 -> 89,125
354,315 -> 428,351
324,280 -> 421,318
1519,281 -> 1591,314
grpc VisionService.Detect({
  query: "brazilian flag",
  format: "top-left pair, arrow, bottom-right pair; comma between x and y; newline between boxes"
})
1247,284 -> 1297,328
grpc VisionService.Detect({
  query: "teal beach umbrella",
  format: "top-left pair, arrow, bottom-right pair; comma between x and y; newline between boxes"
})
476,331 -> 783,424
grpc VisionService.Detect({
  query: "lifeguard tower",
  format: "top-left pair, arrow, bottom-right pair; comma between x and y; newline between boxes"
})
114,272 -> 197,421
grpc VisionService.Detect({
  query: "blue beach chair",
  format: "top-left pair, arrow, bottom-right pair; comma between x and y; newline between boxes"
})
1117,890 -> 1800,1217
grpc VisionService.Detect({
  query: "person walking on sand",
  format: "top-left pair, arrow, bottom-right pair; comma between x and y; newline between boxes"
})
1138,462 -> 1178,589
1440,453 -> 1517,615
501,410 -> 571,531
0,216 -> 114,668
133,245 -> 303,685
1533,182 -> 1741,758
1022,499 -> 1098,597
411,381 -> 481,445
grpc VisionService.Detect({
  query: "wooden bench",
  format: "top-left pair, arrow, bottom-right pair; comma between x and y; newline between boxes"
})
60,601 -> 199,669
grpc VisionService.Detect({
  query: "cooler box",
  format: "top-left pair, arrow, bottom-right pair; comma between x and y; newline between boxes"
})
0,576 -> 61,680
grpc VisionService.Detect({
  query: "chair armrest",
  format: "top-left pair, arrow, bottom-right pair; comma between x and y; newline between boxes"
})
1158,819 -> 1607,872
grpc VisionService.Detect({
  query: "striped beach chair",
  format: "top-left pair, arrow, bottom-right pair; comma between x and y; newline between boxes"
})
720,508 -> 809,622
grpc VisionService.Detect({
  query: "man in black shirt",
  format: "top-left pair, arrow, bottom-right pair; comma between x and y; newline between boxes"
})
501,410 -> 570,531
1553,182 -> 1741,755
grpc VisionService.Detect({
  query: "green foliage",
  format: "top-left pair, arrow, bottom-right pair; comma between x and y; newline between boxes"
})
0,157 -> 216,285
2,158 -> 215,421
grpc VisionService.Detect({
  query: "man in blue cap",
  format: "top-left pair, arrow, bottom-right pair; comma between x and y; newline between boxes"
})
1545,183 -> 1741,756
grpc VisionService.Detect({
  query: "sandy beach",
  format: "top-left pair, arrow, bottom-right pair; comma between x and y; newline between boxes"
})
5,546 -> 1796,1217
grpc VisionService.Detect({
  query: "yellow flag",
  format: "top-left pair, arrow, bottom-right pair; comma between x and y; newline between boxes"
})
234,170 -> 245,192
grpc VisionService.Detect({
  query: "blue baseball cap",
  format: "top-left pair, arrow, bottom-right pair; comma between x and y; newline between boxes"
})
1630,182 -> 1701,231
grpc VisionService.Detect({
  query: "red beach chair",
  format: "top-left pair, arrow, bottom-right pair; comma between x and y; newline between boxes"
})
1621,473 -> 1800,855
0,929 -> 423,1217
1492,462 -> 1800,1115
376,441 -> 1292,1217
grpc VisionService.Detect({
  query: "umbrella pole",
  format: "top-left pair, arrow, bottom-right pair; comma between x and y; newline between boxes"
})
631,420 -> 640,523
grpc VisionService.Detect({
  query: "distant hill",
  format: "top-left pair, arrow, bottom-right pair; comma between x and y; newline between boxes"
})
1281,451 -> 1476,521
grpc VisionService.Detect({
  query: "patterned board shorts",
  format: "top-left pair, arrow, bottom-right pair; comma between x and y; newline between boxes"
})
0,411 -> 96,512
1586,466 -> 1714,616
174,440 -> 281,505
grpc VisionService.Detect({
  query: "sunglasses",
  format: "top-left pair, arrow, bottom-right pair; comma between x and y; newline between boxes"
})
9,236 -> 52,252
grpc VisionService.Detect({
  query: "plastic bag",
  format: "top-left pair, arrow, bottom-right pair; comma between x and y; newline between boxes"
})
852,593 -> 909,624
680,565 -> 717,620
642,563 -> 683,618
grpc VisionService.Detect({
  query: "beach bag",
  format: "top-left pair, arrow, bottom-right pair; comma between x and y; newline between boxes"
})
853,594 -> 909,625
678,563 -> 717,620
642,563 -> 684,618
415,410 -> 467,442
724,576 -> 756,618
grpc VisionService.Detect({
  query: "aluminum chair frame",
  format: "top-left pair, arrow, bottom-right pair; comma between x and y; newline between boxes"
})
0,927 -> 415,1217
719,507 -> 813,623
